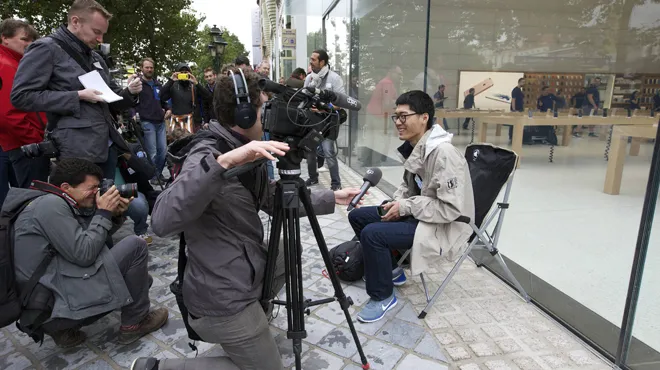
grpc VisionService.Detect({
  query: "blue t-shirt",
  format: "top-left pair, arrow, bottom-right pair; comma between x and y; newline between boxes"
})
511,87 -> 524,111
537,94 -> 556,112
583,85 -> 600,108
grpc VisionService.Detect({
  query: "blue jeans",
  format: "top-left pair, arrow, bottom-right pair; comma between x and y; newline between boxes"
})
307,139 -> 341,187
126,192 -> 149,235
348,206 -> 418,301
141,120 -> 167,177
262,132 -> 274,180
0,147 -> 17,207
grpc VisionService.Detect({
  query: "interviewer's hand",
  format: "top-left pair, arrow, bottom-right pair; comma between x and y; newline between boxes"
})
79,88 -> 104,103
216,141 -> 289,169
113,197 -> 132,217
381,201 -> 401,222
333,188 -> 363,206
96,186 -> 120,212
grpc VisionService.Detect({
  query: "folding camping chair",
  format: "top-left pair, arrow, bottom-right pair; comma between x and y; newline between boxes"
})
397,143 -> 530,319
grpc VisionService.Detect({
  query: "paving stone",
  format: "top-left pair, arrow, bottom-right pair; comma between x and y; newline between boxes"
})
527,319 -> 553,333
481,325 -> 508,339
511,356 -> 544,370
109,338 -> 161,368
309,277 -> 335,296
304,317 -> 337,345
445,345 -> 472,361
149,284 -> 174,303
456,328 -> 485,343
79,358 -> 115,369
459,364 -> 483,370
414,333 -> 449,363
444,314 -> 474,328
520,336 -> 550,351
484,360 -> 517,370
41,345 -> 98,370
395,354 -> 449,370
376,319 -> 425,350
313,302 -> 355,325
435,331 -> 459,346
423,310 -> 451,330
469,342 -> 503,357
540,354 -> 570,368
0,339 -> 14,357
501,323 -> 533,337
495,338 -> 523,354
81,313 -> 120,339
26,336 -> 65,360
545,333 -> 580,350
341,285 -> 371,307
275,331 -> 310,368
150,317 -> 189,345
350,340 -> 404,370
0,352 -> 32,370
395,302 -> 425,326
467,311 -> 497,324
318,327 -> 366,358
300,348 -> 344,370
567,349 -> 600,365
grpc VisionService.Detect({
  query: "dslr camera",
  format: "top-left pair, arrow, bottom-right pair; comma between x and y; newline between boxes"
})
100,179 -> 138,199
21,140 -> 59,159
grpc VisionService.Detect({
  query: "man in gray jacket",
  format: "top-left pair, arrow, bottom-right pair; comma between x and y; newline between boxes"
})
133,69 -> 361,370
4,158 -> 167,348
10,0 -> 142,179
349,91 -> 474,323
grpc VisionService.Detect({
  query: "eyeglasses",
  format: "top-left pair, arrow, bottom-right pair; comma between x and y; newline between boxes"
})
391,113 -> 420,124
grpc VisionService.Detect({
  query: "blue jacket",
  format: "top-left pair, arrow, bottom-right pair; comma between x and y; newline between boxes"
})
136,79 -> 169,122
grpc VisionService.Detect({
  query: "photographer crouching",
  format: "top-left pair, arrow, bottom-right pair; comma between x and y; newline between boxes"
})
132,68 -> 361,370
3,158 -> 167,348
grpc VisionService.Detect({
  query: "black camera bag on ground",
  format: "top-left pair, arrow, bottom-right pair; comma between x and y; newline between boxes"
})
329,241 -> 364,282
0,195 -> 57,344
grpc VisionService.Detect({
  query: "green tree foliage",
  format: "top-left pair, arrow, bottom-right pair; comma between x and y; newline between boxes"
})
1,0 -> 203,77
192,24 -> 249,78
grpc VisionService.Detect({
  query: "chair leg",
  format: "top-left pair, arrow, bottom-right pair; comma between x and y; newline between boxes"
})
417,245 -> 474,319
493,252 -> 530,303
420,273 -> 430,302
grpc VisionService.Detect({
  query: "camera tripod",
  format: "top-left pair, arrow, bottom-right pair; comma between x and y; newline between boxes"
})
260,154 -> 370,370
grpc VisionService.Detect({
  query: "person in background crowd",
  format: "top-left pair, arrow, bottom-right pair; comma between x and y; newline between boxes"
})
654,90 -> 660,112
10,0 -> 142,180
363,65 -> 401,166
462,88 -> 475,130
0,19 -> 46,206
234,55 -> 251,72
536,86 -> 556,112
278,76 -> 285,85
433,84 -> 448,130
285,68 -> 306,89
201,67 -> 218,123
571,87 -> 586,109
160,63 -> 212,135
554,89 -> 566,110
134,57 -> 169,184
256,60 -> 271,79
304,49 -> 344,190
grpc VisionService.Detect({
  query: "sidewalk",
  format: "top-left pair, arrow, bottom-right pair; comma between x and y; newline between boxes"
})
0,161 -> 612,370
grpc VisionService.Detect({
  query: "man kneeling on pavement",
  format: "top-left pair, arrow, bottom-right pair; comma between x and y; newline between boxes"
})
349,90 -> 475,323
4,158 -> 167,347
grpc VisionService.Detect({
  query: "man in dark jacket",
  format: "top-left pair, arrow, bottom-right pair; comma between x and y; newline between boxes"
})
201,66 -> 217,123
0,19 -> 50,191
10,0 -> 141,179
462,88 -> 475,129
285,67 -> 306,89
160,63 -> 212,134
4,158 -> 167,348
133,69 -> 361,370
134,57 -> 170,181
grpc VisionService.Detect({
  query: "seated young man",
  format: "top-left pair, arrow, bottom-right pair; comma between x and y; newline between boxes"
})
349,90 -> 475,323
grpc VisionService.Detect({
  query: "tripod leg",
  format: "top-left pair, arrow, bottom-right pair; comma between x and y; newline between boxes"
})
261,183 -> 284,313
297,186 -> 370,369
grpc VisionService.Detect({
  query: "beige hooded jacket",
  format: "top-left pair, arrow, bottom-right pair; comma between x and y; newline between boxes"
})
394,124 -> 475,275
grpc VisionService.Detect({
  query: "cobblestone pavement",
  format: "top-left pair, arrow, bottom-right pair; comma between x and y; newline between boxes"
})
0,162 -> 612,370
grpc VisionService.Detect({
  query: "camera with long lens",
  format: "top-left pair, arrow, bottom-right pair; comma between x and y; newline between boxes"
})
99,179 -> 138,199
20,140 -> 59,159
258,79 -> 354,170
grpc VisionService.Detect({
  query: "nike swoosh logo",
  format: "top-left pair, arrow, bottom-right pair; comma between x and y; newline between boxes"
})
381,299 -> 393,311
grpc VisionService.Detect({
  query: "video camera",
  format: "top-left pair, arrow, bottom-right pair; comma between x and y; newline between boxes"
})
259,79 -> 359,170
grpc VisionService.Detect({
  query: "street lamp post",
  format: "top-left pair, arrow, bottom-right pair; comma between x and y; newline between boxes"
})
208,25 -> 228,73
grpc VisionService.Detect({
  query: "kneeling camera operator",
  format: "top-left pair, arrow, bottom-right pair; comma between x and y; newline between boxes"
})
2,158 -> 167,349
133,68 -> 361,370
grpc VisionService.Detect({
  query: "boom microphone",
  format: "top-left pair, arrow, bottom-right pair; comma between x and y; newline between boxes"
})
306,87 -> 362,111
347,167 -> 382,211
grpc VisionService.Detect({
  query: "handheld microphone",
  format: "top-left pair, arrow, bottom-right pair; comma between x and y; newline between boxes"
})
306,87 -> 362,111
347,167 -> 382,211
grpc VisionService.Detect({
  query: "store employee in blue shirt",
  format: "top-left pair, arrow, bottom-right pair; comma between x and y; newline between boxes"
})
508,78 -> 525,140
579,77 -> 600,137
537,86 -> 556,112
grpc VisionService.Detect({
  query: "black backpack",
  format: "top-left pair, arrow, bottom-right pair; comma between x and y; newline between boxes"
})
329,241 -> 364,282
0,196 -> 56,343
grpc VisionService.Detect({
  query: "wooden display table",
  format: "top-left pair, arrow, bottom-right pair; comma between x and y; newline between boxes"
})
604,125 -> 658,195
479,115 -> 657,166
435,109 -> 520,136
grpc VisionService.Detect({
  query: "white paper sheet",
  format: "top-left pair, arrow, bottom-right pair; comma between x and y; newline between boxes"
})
77,70 -> 123,103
